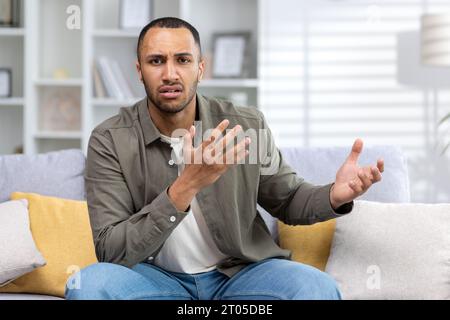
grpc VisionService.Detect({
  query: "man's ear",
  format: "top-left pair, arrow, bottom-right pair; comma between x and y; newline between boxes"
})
198,58 -> 205,81
136,60 -> 143,83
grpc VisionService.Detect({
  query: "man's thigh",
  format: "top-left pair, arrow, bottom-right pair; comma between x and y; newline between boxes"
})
65,262 -> 192,300
213,258 -> 342,300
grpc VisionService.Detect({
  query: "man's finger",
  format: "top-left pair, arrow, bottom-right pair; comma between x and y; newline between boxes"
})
357,169 -> 372,190
377,158 -> 384,173
362,166 -> 375,181
208,119 -> 230,144
346,138 -> 364,163
183,126 -> 194,164
235,148 -> 250,164
371,166 -> 382,182
190,125 -> 195,140
234,138 -> 251,164
222,136 -> 250,165
215,125 -> 244,160
183,125 -> 194,146
201,135 -> 215,150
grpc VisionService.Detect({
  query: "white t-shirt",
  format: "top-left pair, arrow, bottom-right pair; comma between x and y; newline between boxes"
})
152,134 -> 230,274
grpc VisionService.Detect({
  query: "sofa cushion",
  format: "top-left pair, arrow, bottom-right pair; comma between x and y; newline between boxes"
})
0,293 -> 63,300
325,200 -> 450,300
0,199 -> 46,286
0,193 -> 98,298
0,149 -> 86,202
259,145 -> 411,242
278,219 -> 335,271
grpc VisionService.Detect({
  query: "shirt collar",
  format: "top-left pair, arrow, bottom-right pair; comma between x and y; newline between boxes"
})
138,94 -> 213,146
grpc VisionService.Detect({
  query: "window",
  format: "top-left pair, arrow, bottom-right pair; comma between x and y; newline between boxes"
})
260,0 -> 450,202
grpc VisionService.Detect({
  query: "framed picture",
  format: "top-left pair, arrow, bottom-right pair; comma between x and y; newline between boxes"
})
119,0 -> 153,30
0,68 -> 12,97
0,0 -> 20,27
39,88 -> 81,131
212,32 -> 251,78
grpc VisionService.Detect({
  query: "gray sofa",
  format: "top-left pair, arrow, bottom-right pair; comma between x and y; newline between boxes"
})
0,145 -> 410,300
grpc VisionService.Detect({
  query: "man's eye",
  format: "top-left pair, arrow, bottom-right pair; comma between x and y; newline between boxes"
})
178,57 -> 191,64
150,58 -> 163,65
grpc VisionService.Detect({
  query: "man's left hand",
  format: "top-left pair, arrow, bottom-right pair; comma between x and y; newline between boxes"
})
330,139 -> 384,210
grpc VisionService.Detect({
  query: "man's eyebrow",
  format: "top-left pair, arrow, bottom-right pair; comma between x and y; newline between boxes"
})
145,54 -> 165,59
144,53 -> 194,59
174,52 -> 194,57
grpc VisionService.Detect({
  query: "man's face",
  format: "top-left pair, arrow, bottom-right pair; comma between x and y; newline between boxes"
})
136,27 -> 204,114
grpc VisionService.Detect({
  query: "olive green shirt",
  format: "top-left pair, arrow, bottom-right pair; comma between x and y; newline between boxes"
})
85,94 -> 353,277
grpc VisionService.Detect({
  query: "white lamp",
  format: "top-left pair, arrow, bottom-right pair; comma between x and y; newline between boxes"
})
421,13 -> 450,67
421,13 -> 450,158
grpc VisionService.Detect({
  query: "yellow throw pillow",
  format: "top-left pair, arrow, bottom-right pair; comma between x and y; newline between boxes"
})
0,193 -> 98,297
278,219 -> 336,271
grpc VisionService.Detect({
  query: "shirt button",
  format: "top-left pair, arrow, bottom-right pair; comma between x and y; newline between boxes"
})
169,216 -> 176,222
168,159 -> 175,166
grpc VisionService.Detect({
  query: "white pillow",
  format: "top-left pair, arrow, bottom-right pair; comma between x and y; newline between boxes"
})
325,200 -> 450,300
0,199 -> 46,286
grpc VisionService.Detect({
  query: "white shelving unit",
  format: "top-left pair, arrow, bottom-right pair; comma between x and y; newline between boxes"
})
92,98 -> 142,107
35,79 -> 84,87
0,0 -> 25,154
22,0 -> 84,154
0,0 -> 260,155
0,98 -> 24,106
34,131 -> 83,139
0,28 -> 25,36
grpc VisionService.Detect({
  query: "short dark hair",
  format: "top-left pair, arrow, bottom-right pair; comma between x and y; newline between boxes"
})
137,17 -> 202,61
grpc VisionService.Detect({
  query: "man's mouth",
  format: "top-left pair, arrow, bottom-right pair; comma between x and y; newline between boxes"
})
159,85 -> 183,99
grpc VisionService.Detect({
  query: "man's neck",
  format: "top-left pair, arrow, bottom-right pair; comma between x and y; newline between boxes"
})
147,97 -> 196,137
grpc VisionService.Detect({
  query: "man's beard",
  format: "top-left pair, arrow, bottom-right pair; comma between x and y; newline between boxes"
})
143,77 -> 198,114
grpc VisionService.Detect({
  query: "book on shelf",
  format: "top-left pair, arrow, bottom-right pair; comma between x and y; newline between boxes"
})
111,59 -> 134,99
94,56 -> 135,100
93,63 -> 106,98
39,88 -> 81,132
0,0 -> 21,27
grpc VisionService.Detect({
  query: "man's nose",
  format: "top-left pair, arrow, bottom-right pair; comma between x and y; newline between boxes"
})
162,61 -> 179,82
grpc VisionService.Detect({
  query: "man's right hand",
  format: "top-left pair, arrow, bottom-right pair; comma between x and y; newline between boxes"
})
168,119 -> 251,212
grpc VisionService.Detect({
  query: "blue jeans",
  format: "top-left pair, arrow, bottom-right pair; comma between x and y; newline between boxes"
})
65,258 -> 341,300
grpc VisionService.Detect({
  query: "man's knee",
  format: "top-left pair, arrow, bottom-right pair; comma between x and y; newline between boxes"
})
260,259 -> 341,300
287,262 -> 341,300
65,262 -> 131,300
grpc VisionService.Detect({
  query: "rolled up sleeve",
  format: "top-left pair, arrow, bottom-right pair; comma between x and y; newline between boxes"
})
256,112 -> 353,225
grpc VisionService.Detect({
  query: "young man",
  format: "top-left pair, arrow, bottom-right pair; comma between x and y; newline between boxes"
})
66,17 -> 384,300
